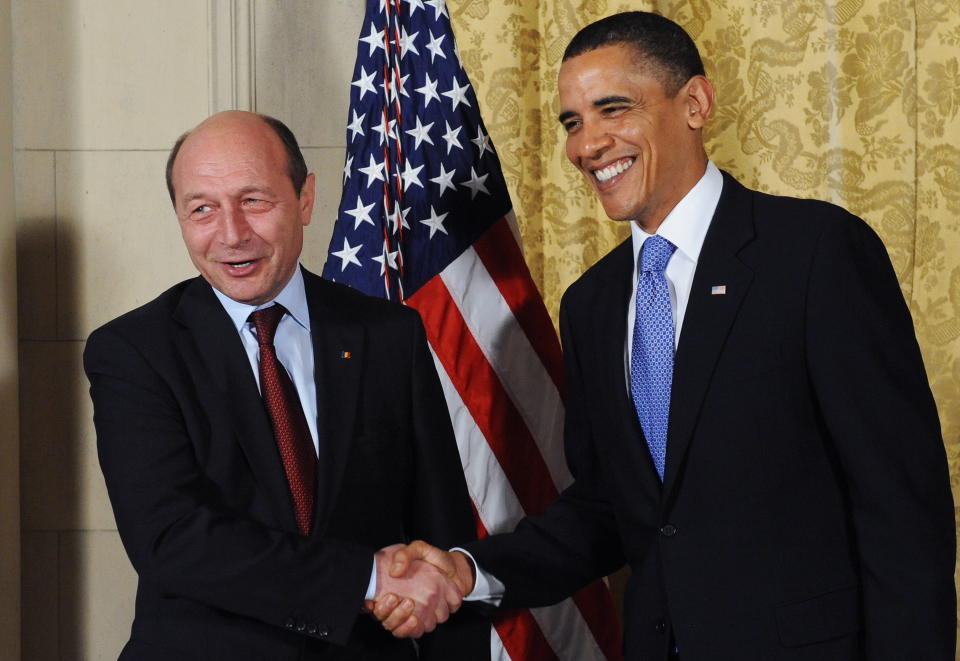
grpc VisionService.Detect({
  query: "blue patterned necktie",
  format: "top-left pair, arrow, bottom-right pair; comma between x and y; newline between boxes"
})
630,235 -> 676,481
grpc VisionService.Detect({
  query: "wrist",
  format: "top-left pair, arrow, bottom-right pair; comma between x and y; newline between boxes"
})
450,550 -> 477,594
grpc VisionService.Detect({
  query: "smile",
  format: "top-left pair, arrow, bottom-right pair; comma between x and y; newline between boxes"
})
593,158 -> 634,183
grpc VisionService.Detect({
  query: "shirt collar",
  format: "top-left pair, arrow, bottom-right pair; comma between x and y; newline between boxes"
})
630,160 -> 723,266
211,265 -> 311,334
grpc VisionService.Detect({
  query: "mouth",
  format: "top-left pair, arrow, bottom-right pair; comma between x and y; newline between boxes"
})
223,258 -> 260,272
592,157 -> 635,184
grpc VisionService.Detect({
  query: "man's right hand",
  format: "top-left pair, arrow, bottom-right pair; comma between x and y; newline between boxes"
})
368,543 -> 468,638
369,541 -> 477,637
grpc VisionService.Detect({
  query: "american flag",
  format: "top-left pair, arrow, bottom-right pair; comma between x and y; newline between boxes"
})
322,1 -> 621,658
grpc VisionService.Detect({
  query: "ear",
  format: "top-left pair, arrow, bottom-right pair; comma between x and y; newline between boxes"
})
299,172 -> 316,227
683,75 -> 715,129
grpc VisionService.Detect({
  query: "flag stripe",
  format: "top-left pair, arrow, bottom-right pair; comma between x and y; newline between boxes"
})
438,235 -> 572,493
427,348 -> 526,532
407,276 -> 558,515
472,214 -> 566,398
423,285 -> 611,661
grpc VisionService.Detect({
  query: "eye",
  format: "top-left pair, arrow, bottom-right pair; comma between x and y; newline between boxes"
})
242,198 -> 271,211
562,119 -> 581,133
192,204 -> 211,214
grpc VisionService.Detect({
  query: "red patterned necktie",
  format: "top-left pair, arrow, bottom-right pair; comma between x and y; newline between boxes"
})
249,304 -> 316,536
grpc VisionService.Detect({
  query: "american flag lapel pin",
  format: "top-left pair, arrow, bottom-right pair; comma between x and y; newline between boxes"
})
711,285 -> 727,295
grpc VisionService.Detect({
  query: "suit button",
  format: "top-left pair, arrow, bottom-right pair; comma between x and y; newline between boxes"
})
660,524 -> 678,537
284,617 -> 295,629
318,626 -> 330,638
655,618 -> 667,634
307,624 -> 318,635
296,621 -> 306,632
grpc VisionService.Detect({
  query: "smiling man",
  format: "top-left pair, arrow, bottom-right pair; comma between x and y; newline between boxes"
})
375,11 -> 956,661
83,111 -> 487,661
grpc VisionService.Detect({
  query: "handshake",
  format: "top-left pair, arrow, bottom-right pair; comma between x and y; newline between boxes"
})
366,541 -> 477,638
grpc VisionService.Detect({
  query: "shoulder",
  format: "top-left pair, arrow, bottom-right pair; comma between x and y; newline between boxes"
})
725,172 -> 875,243
561,237 -> 632,309
86,278 -> 196,345
304,271 -> 424,330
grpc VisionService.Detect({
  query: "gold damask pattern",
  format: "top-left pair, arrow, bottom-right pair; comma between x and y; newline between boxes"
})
449,0 -> 960,651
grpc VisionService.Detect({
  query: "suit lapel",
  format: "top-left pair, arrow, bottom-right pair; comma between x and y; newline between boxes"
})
591,241 -> 665,494
663,173 -> 756,498
303,271 -> 364,534
172,278 -> 298,530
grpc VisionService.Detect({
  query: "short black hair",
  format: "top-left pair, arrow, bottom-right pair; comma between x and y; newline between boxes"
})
563,11 -> 705,97
165,113 -> 309,206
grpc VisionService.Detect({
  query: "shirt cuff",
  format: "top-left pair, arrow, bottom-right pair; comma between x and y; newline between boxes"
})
450,547 -> 504,606
364,557 -> 377,601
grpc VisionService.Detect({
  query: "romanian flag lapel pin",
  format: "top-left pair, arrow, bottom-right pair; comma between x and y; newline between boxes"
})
340,350 -> 352,359
711,285 -> 727,295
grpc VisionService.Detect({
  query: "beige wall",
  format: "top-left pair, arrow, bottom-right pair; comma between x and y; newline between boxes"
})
1,0 -> 21,658
13,1 -> 363,658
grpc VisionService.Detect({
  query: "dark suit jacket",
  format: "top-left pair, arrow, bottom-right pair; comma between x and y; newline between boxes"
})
468,173 -> 956,660
85,267 -> 487,661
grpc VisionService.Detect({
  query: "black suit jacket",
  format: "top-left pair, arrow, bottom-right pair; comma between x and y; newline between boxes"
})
85,267 -> 487,661
468,173 -> 956,660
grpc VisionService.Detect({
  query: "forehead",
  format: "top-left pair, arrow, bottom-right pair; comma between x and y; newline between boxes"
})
172,121 -> 287,192
558,43 -> 664,103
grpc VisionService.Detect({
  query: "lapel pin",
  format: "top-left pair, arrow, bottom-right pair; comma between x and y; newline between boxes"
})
340,351 -> 352,359
711,285 -> 727,295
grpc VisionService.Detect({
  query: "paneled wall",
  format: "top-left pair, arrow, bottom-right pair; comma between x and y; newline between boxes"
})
13,2 -> 363,658
1,0 -> 21,658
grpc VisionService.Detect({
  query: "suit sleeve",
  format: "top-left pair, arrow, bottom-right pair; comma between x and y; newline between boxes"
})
402,314 -> 491,660
84,325 -> 373,646
466,296 -> 626,609
804,214 -> 956,659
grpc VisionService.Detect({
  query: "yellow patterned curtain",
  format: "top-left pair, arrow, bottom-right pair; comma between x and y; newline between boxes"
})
449,0 -> 960,650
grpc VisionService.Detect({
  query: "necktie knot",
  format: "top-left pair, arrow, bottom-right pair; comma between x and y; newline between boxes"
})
640,235 -> 676,273
249,304 -> 286,347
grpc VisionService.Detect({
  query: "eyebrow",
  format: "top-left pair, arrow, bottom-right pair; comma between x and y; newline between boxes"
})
557,95 -> 636,123
180,185 -> 275,206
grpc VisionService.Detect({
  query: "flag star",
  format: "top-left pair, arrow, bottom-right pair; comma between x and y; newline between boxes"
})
442,78 -> 471,111
381,73 -> 410,103
346,110 -> 366,142
399,26 -> 420,58
351,66 -> 378,100
388,206 -> 412,233
418,205 -> 449,239
430,163 -> 457,195
371,118 -> 397,146
371,244 -> 400,275
471,127 -> 494,156
441,121 -> 463,154
358,22 -> 385,56
425,0 -> 449,21
425,30 -> 446,63
400,161 -> 425,191
415,73 -> 441,108
405,0 -> 425,15
331,237 -> 363,271
359,154 -> 386,187
461,167 -> 490,199
342,154 -> 354,183
345,196 -> 376,229
405,116 -> 435,150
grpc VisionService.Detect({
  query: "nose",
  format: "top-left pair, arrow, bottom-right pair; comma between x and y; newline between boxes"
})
570,121 -> 613,164
218,204 -> 251,248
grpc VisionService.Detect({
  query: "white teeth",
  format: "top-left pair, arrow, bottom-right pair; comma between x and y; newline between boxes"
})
594,158 -> 634,183
229,261 -> 253,268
